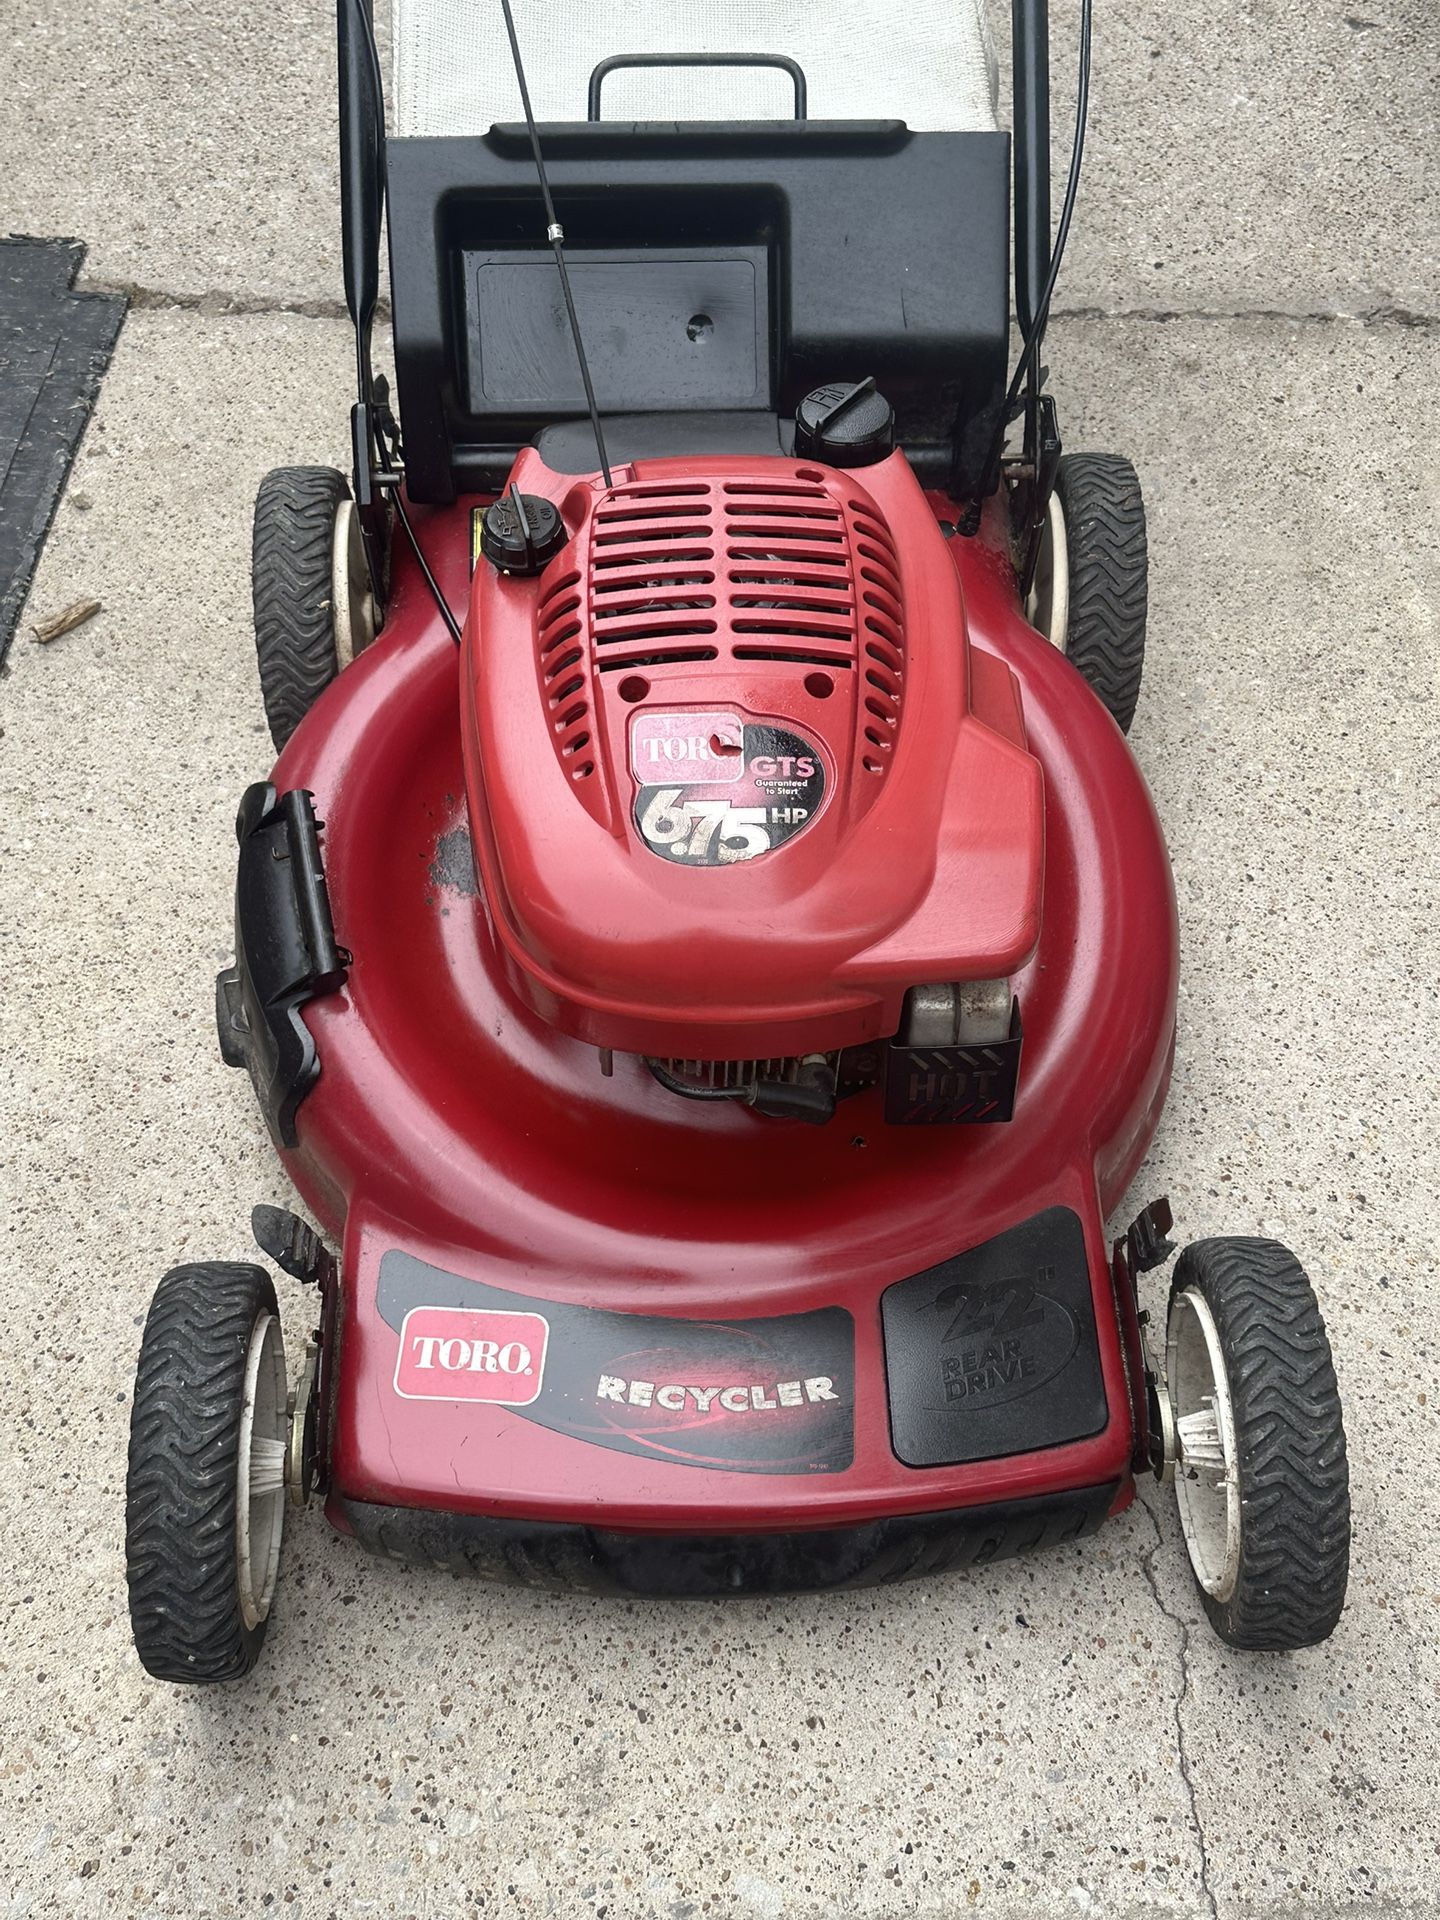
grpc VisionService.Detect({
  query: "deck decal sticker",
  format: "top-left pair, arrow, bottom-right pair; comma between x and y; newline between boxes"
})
630,710 -> 825,865
379,1251 -> 853,1473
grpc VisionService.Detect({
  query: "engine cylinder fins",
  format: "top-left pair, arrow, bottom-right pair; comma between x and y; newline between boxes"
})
643,1053 -> 839,1126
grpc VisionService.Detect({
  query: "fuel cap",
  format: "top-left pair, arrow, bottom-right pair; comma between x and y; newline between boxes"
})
480,486 -> 568,575
793,378 -> 895,468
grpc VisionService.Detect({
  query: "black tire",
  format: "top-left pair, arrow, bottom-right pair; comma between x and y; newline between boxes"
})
1168,1238 -> 1350,1651
252,466 -> 348,750
1055,452 -> 1148,734
126,1262 -> 283,1684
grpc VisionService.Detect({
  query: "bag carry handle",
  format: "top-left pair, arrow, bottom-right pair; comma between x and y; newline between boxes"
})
587,52 -> 809,123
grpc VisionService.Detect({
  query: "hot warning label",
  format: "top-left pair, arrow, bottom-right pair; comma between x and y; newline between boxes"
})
630,710 -> 826,865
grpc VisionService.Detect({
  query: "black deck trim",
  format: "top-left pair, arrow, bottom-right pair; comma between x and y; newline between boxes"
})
342,1483 -> 1119,1595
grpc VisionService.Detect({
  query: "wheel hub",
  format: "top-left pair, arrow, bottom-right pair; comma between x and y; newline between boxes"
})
236,1311 -> 289,1630
1167,1285 -> 1241,1602
332,496 -> 377,669
1024,487 -> 1069,652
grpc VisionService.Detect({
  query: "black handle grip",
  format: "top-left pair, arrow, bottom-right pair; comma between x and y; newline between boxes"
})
587,52 -> 808,122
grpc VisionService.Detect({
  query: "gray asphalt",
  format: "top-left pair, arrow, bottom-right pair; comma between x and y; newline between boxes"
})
2,3 -> 1438,1917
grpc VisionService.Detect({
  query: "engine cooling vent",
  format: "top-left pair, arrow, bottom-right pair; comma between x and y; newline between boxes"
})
534,470 -> 908,782
845,493 -> 905,776
722,481 -> 856,668
536,566 -> 594,780
587,483 -> 722,676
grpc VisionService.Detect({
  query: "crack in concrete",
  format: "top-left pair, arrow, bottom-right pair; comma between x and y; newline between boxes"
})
83,280 -> 394,324
1138,1496 -> 1219,1920
1052,301 -> 1438,328
77,276 -> 1438,332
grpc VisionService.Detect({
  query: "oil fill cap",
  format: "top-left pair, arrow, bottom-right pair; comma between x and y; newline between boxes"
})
481,486 -> 567,575
793,378 -> 895,468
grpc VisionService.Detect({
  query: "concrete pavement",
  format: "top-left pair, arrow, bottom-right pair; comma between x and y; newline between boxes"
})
2,2 -> 1434,316
2,3 -> 1438,1916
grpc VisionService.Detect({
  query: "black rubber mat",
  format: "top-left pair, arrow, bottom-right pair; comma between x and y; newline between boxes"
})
0,238 -> 126,665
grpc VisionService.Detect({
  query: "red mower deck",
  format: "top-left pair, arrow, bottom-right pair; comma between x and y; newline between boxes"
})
267,489 -> 1176,1567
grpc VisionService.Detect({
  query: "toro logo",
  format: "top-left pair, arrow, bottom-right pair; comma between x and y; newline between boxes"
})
630,709 -> 745,785
393,1306 -> 549,1405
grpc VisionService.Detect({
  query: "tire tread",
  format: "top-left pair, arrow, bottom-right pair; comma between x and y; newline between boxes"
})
1057,451 -> 1148,733
1172,1237 -> 1350,1650
125,1262 -> 278,1683
252,466 -> 347,750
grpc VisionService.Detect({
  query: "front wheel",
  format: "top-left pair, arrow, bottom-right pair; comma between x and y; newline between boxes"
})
1167,1237 -> 1350,1650
126,1263 -> 289,1683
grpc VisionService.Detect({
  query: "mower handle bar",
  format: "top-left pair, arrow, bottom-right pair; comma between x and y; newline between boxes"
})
336,0 -> 1056,510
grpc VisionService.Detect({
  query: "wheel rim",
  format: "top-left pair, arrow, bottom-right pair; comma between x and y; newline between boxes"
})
332,497 -> 377,669
1024,487 -> 1070,652
236,1312 -> 288,1630
1167,1286 -> 1242,1602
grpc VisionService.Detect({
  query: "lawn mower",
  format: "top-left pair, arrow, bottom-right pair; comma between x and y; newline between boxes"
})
125,0 -> 1350,1682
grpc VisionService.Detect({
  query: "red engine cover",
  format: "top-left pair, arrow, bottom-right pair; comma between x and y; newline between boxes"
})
461,449 -> 1044,1059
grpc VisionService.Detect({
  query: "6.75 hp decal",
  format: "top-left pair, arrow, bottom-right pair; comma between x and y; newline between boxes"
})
630,709 -> 825,866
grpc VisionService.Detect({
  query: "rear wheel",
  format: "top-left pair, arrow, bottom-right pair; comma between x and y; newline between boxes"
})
253,467 -> 374,750
1028,452 -> 1148,733
126,1263 -> 289,1683
1167,1238 -> 1349,1650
